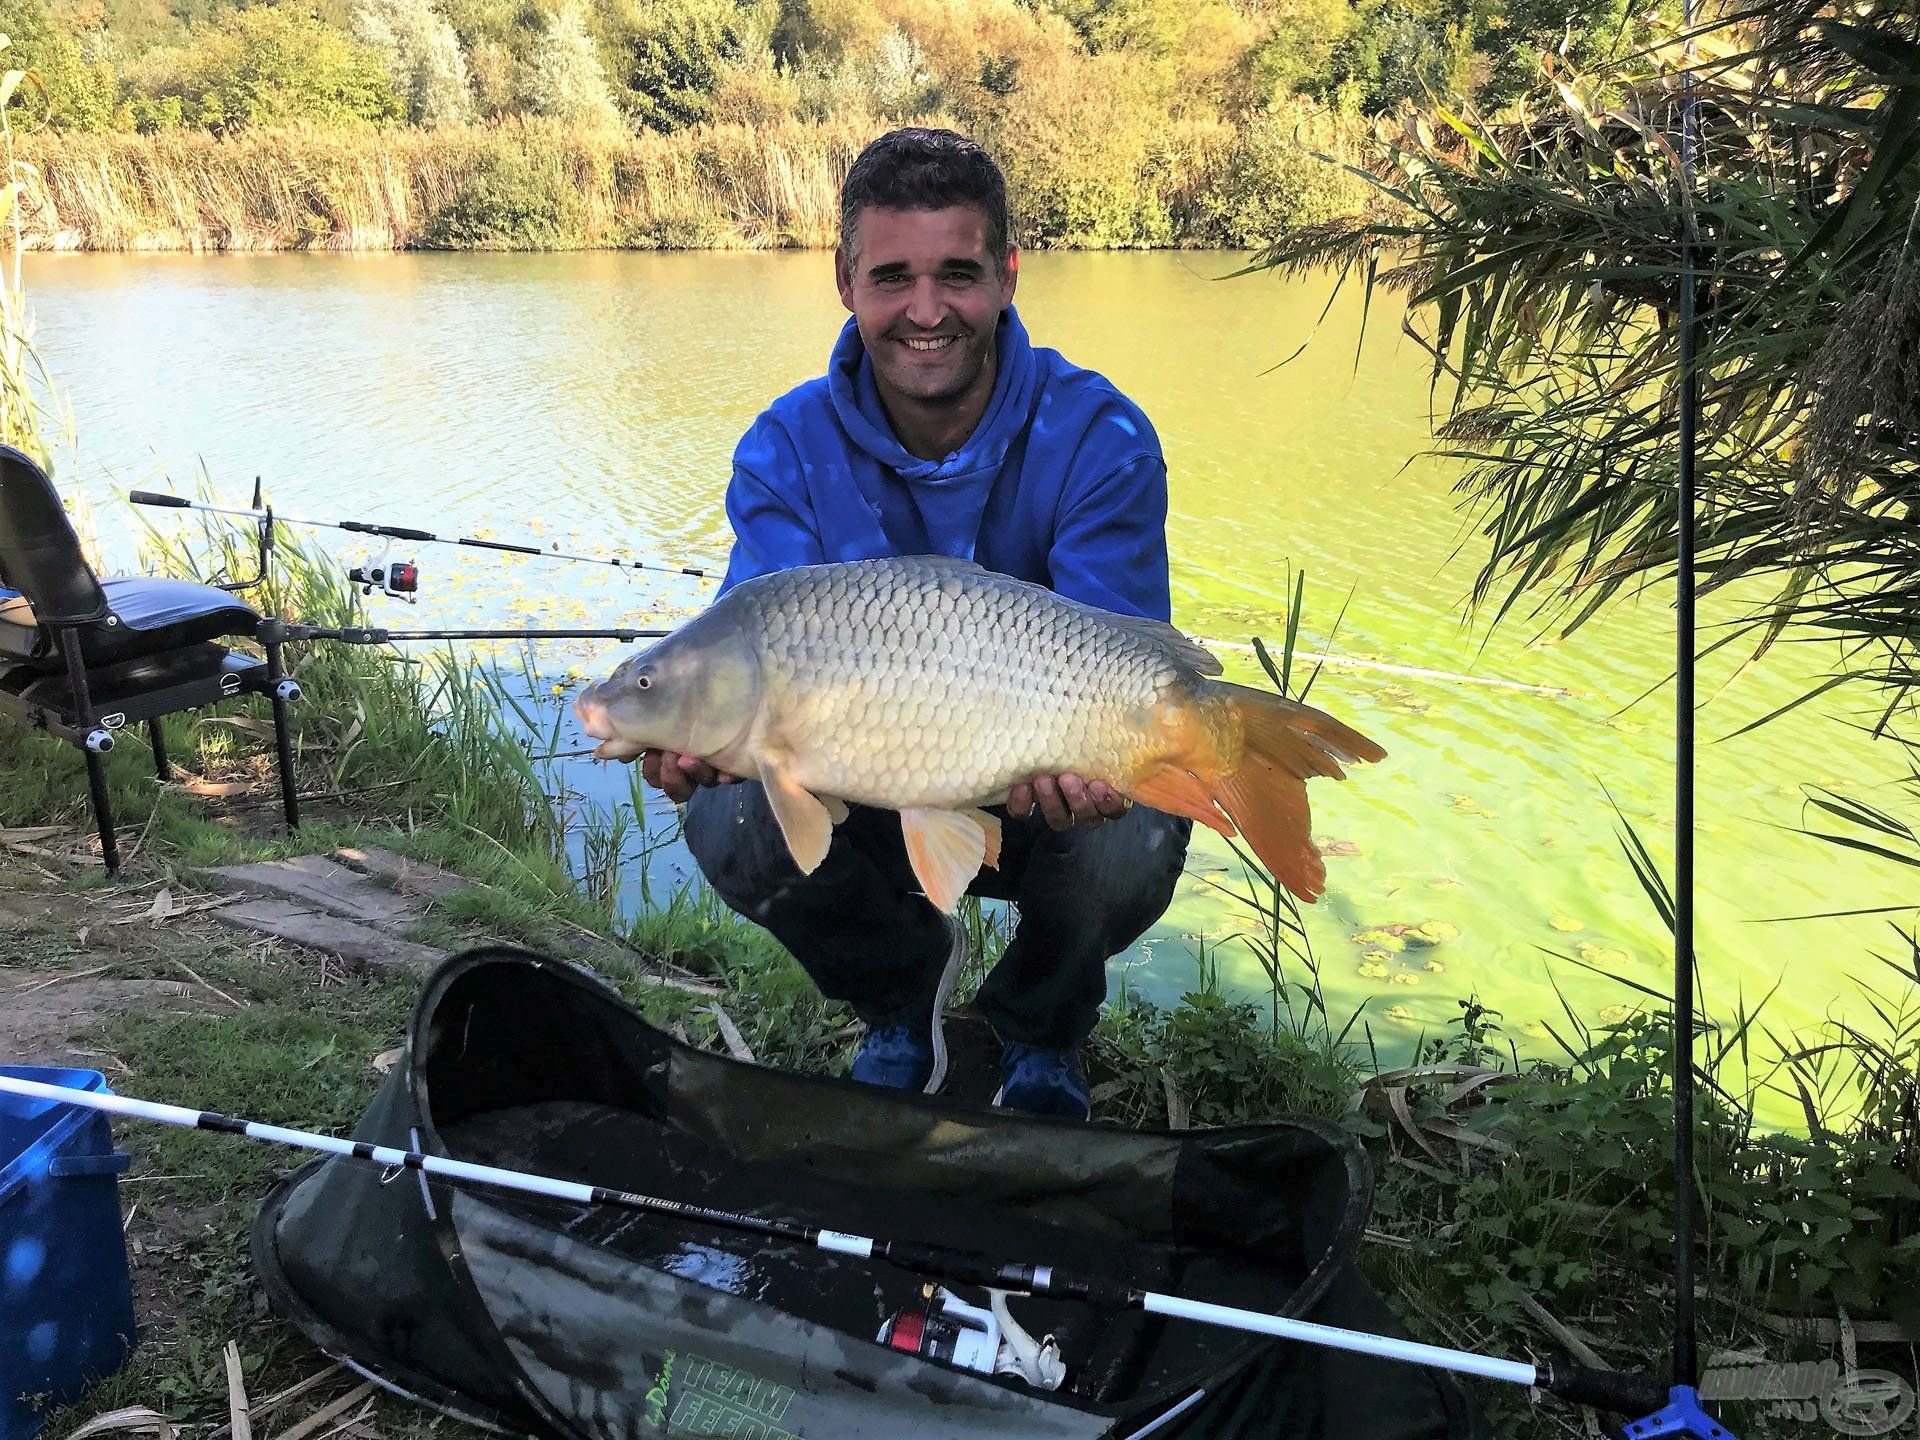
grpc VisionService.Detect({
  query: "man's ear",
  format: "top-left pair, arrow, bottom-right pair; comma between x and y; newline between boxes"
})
834,245 -> 855,312
1001,246 -> 1020,304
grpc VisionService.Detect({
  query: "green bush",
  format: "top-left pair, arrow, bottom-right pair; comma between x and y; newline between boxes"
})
0,0 -> 117,130
420,140 -> 587,247
1187,106 -> 1372,247
125,5 -> 400,130
605,0 -> 752,131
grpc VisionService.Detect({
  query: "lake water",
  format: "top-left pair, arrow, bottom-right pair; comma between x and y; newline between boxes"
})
23,249 -> 1910,1065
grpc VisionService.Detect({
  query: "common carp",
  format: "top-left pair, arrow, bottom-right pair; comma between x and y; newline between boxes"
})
574,556 -> 1386,912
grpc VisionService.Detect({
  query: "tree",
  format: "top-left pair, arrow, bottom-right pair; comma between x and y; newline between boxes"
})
170,5 -> 400,128
0,0 -> 116,129
605,0 -> 749,131
520,3 -> 620,127
353,0 -> 476,126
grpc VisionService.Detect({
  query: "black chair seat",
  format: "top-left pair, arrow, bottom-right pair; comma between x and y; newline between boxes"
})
2,443 -> 299,876
0,576 -> 259,668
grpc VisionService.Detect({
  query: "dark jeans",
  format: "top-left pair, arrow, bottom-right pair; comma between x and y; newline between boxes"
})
683,783 -> 1192,1050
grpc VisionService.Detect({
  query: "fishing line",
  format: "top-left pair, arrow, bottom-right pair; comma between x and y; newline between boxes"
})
0,1073 -> 1674,1416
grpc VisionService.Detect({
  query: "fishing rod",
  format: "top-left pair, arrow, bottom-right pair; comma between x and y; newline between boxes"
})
128,490 -> 720,601
129,488 -> 1573,698
253,620 -> 670,647
0,1072 -> 1673,1418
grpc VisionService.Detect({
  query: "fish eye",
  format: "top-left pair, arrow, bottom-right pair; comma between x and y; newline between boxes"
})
636,671 -> 653,690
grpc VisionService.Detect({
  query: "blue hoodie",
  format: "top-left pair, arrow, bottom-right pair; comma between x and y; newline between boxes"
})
718,306 -> 1171,621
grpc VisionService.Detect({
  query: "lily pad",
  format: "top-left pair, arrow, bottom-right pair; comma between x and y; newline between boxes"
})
1598,1004 -> 1633,1025
1576,941 -> 1630,969
1390,972 -> 1421,986
1550,915 -> 1584,932
1352,928 -> 1407,952
1357,958 -> 1392,980
1384,1004 -> 1417,1024
1406,920 -> 1458,947
1424,959 -> 1446,972
1314,836 -> 1369,857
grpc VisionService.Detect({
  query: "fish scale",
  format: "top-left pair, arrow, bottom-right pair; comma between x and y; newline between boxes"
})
729,559 -> 1174,809
575,554 -> 1387,907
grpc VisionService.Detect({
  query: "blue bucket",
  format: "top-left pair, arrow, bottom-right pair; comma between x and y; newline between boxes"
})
0,1066 -> 138,1440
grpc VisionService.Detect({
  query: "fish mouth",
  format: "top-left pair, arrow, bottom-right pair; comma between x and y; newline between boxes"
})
573,689 -> 614,741
574,689 -> 649,761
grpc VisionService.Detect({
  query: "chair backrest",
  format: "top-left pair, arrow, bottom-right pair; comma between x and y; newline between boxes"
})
0,445 -> 108,626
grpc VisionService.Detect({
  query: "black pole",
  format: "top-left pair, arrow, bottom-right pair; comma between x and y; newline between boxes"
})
60,627 -> 120,878
263,638 -> 302,832
1673,2 -> 1702,1391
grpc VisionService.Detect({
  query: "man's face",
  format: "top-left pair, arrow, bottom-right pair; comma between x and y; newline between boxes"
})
835,205 -> 1019,408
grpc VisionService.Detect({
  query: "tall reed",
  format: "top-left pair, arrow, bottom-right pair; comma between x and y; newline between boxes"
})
10,106 -> 1372,252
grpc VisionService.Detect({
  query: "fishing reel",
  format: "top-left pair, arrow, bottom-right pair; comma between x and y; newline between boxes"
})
348,543 -> 420,603
878,1286 -> 1065,1391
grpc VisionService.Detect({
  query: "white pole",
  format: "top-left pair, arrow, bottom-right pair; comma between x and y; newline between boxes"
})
1143,1293 -> 1537,1385
0,1074 -> 1542,1391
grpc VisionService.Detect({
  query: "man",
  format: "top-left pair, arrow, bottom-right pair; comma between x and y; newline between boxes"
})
639,127 -> 1191,1120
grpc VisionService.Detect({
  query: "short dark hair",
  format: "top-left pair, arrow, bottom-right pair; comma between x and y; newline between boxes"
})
839,127 -> 1014,271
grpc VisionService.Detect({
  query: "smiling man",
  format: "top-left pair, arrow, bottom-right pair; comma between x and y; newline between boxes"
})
647,127 -> 1191,1120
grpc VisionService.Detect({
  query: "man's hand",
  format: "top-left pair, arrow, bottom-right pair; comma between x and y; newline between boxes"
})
1007,773 -> 1129,831
637,750 -> 738,804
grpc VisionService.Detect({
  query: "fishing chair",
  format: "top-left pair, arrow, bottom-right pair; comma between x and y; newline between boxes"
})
0,445 -> 302,876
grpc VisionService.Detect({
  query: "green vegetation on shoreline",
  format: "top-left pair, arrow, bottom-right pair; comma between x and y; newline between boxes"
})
12,105 -> 1372,251
0,0 -> 1660,251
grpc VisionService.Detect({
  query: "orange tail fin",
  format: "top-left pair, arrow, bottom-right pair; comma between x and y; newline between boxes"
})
1131,684 -> 1385,903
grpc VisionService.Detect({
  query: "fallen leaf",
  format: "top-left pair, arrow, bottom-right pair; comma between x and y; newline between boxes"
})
704,1005 -> 756,1065
182,778 -> 251,797
67,1409 -> 177,1440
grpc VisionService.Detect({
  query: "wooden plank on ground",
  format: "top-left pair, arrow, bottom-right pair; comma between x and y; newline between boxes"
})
210,900 -> 446,972
203,857 -> 417,925
331,847 -> 470,900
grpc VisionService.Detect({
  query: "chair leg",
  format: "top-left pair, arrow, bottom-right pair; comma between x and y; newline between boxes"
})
265,639 -> 300,831
148,718 -> 171,781
84,744 -> 121,878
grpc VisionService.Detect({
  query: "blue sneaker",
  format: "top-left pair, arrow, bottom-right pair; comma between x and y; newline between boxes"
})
993,1044 -> 1091,1120
850,1024 -> 939,1091
849,917 -> 966,1095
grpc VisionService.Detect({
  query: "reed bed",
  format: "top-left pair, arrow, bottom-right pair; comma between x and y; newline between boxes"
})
9,106 -> 1371,251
